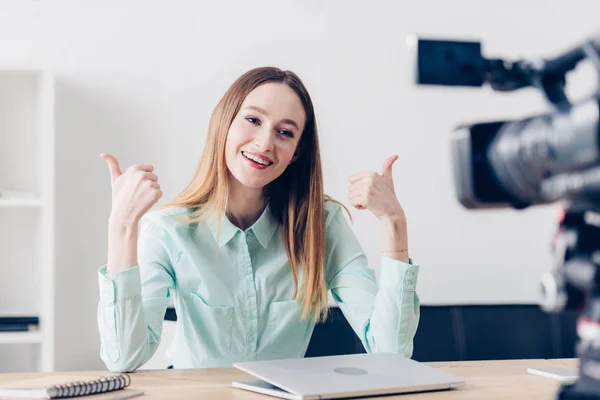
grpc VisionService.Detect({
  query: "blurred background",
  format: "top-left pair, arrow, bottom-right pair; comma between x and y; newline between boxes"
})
0,0 -> 597,372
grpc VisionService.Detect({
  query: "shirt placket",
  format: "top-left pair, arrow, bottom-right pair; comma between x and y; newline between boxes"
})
239,230 -> 258,357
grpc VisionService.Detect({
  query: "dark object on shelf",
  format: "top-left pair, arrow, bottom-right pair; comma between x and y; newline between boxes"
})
0,316 -> 39,332
0,324 -> 29,332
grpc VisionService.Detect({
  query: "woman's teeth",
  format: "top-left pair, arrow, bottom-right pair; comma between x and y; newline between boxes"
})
242,151 -> 272,166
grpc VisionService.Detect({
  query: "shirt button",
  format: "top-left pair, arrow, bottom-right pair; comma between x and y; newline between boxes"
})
247,291 -> 254,297
407,271 -> 415,277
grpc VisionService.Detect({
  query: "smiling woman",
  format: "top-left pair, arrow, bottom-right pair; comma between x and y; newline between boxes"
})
97,66 -> 420,372
225,83 -> 304,191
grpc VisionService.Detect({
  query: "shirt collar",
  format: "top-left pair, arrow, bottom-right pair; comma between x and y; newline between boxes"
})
250,203 -> 279,248
206,203 -> 279,249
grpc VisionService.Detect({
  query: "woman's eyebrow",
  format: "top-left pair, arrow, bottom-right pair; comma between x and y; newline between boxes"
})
243,105 -> 299,130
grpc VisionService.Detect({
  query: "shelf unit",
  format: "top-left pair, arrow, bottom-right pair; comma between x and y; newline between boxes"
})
0,192 -> 42,208
0,331 -> 44,345
0,68 -> 55,372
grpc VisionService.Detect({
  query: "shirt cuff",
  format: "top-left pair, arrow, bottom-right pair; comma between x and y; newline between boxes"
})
380,256 -> 419,292
98,264 -> 142,304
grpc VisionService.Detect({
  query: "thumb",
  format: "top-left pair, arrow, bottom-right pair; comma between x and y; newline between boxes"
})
100,153 -> 123,183
381,155 -> 399,178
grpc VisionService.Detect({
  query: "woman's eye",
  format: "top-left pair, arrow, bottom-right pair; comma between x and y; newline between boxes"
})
246,117 -> 260,125
279,130 -> 294,138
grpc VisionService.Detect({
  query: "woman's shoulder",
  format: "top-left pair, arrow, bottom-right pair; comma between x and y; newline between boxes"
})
324,200 -> 342,214
324,200 -> 347,226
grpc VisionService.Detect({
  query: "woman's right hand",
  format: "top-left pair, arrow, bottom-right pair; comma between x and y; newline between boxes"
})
101,153 -> 163,228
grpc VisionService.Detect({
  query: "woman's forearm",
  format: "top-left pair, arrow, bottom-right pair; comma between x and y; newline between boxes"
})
107,218 -> 139,273
380,215 -> 409,263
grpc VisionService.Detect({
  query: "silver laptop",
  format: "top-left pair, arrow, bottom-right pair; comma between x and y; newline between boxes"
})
232,352 -> 464,399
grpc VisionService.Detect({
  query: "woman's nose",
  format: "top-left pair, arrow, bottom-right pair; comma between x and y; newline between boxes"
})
253,128 -> 275,151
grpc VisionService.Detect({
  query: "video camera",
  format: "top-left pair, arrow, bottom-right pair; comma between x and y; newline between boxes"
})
411,34 -> 600,399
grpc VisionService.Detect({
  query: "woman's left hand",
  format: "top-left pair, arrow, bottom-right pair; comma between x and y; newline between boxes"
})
348,155 -> 406,222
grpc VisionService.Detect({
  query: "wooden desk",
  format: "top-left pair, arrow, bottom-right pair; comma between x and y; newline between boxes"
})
0,358 -> 578,399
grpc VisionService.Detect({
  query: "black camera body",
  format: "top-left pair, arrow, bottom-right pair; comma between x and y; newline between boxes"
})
413,36 -> 600,211
452,100 -> 600,211
412,34 -> 600,400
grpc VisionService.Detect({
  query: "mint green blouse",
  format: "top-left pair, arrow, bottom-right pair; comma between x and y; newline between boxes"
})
97,202 -> 420,371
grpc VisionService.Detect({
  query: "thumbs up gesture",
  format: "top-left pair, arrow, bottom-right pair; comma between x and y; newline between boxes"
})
348,155 -> 405,221
100,153 -> 163,227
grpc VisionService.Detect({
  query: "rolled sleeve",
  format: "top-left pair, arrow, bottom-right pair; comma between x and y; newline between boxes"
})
325,202 -> 421,358
97,216 -> 176,372
98,264 -> 143,303
380,257 -> 419,292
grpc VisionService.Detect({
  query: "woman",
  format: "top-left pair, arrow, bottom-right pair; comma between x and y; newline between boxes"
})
97,67 -> 420,372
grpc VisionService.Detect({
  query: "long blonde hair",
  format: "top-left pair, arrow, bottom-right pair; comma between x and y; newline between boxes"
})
163,67 -> 346,321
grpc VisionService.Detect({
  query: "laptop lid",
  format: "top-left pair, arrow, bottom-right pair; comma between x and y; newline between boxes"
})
232,352 -> 464,399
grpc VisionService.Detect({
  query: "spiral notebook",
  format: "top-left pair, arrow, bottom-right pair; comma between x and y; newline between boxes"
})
0,374 -> 144,399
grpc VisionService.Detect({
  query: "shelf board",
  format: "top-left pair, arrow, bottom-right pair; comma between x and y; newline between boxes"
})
0,193 -> 41,208
0,331 -> 43,344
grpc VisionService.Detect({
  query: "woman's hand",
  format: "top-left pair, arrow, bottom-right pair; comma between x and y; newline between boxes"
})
348,155 -> 405,223
101,153 -> 163,229
349,155 -> 409,262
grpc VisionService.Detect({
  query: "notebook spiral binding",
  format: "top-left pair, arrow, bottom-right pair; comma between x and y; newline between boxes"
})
48,374 -> 131,398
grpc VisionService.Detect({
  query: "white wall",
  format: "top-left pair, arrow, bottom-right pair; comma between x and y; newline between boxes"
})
0,0 -> 598,371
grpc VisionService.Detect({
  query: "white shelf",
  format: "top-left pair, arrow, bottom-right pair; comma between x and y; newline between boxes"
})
0,331 -> 44,344
0,193 -> 41,208
0,67 -> 55,372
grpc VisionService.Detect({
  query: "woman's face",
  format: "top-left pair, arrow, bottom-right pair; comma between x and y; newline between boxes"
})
225,82 -> 306,190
